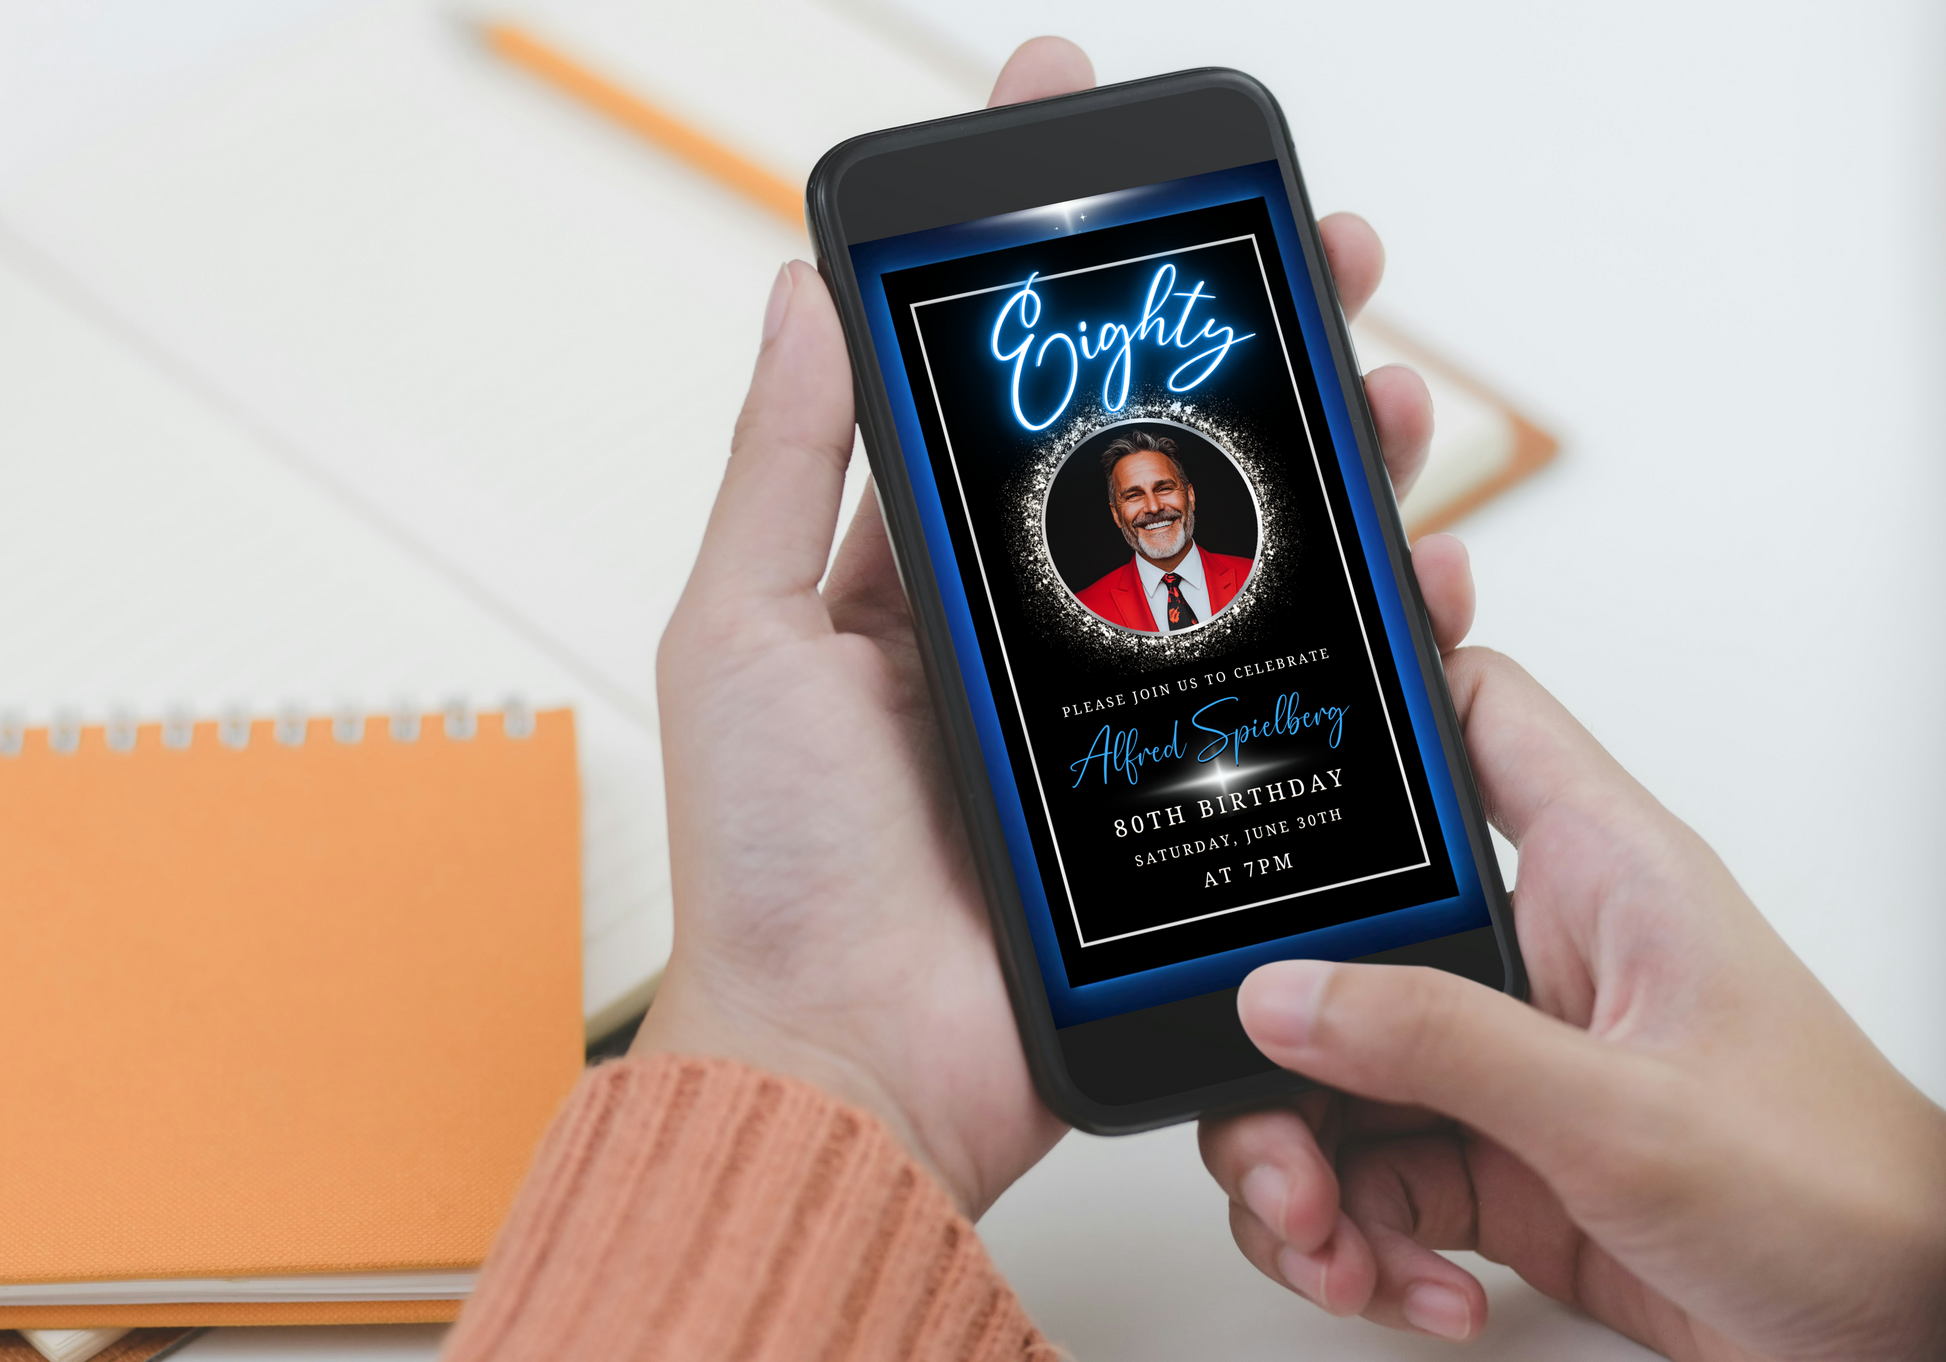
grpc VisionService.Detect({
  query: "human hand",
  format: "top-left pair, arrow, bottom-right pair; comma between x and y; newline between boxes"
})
1200,651 -> 1946,1355
634,36 -> 1455,1218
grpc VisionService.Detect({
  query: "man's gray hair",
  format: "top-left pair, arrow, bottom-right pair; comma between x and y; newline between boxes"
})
1100,430 -> 1189,507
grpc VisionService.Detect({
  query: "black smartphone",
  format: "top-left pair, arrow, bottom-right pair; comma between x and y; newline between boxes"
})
807,69 -> 1525,1134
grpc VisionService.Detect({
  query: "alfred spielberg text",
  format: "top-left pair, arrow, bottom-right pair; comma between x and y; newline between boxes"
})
1066,685 -> 1349,789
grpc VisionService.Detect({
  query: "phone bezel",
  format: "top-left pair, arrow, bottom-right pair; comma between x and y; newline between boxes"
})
807,68 -> 1525,1134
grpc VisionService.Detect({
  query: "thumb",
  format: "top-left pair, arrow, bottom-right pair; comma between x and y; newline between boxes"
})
686,260 -> 855,615
988,37 -> 1095,106
1239,960 -> 1677,1186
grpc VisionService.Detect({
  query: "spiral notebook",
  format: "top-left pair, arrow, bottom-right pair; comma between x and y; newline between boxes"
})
0,709 -> 582,1329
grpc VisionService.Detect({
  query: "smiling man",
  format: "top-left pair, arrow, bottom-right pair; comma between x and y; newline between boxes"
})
1073,430 -> 1253,632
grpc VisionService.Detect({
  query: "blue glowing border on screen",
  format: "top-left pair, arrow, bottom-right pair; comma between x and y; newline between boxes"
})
850,161 -> 1488,1027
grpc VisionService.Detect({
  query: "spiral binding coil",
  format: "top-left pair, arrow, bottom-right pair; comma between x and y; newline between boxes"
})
0,700 -> 543,754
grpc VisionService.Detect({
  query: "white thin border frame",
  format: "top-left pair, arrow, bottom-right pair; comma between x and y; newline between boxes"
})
907,231 -> 1430,948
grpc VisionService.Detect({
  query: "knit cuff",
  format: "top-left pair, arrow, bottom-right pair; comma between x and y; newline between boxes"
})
442,1053 -> 1056,1362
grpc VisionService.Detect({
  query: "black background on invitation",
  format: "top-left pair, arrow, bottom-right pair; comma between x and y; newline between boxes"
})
884,199 -> 1455,986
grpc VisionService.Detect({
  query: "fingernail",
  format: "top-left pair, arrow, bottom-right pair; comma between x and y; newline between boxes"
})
1403,1282 -> 1472,1340
1244,959 -> 1333,1050
1275,1244 -> 1330,1307
762,262 -> 795,342
1239,1165 -> 1289,1239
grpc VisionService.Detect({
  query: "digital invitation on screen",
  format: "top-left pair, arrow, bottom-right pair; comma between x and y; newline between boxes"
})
855,163 -> 1484,1017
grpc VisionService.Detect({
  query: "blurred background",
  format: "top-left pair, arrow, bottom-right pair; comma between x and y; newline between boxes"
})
3,2 -> 1941,1358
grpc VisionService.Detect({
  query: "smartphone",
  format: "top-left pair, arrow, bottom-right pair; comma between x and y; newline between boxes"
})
807,69 -> 1525,1134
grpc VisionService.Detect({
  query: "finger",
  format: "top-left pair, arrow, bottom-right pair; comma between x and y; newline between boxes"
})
1334,1098 -> 1454,1140
1230,1202 -> 1378,1316
1440,646 -> 1660,845
1365,363 -> 1432,501
1411,533 -> 1475,652
1236,958 -> 1681,1199
1319,213 -> 1384,319
1466,1138 -> 1718,1361
1461,1133 -> 1585,1303
682,261 -> 854,623
988,37 -> 1095,107
1337,1137 -> 1489,1341
823,479 -> 911,640
1198,1106 -> 1341,1253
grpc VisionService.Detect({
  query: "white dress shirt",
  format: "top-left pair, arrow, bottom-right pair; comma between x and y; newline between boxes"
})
1134,543 -> 1210,632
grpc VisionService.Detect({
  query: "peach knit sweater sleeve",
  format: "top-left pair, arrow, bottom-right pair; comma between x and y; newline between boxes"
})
441,1054 -> 1058,1362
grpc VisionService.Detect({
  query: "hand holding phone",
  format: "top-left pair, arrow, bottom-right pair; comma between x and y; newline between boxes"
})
636,42 -> 1450,1210
1198,646 -> 1946,1358
636,39 -> 1946,1357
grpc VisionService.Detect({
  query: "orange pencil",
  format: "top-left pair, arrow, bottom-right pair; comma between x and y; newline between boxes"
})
480,20 -> 805,230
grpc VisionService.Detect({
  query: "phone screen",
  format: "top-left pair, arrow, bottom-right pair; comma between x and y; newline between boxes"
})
847,160 -> 1497,1045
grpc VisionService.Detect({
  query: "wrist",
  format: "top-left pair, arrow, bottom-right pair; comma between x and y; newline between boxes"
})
631,966 -> 972,1214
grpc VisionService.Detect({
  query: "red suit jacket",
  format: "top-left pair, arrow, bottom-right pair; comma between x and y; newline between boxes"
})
1073,548 -> 1253,632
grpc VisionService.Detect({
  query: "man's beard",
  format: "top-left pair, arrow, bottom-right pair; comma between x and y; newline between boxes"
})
1121,506 -> 1194,563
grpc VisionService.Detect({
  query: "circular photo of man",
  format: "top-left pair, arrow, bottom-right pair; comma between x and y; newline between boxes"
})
1042,422 -> 1259,634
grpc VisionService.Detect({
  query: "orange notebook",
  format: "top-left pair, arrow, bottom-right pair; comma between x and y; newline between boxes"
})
0,709 -> 583,1329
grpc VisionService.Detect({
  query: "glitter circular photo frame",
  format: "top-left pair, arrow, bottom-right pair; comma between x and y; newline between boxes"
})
1038,417 -> 1264,639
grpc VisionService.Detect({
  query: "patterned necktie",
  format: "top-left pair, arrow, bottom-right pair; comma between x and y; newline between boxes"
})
1160,572 -> 1199,630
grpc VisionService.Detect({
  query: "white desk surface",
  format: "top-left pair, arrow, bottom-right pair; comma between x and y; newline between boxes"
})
4,2 -> 1941,1358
